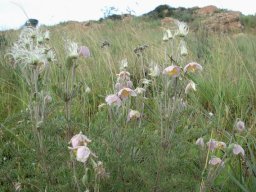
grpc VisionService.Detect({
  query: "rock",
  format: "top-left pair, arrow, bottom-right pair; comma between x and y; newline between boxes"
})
197,5 -> 218,15
201,11 -> 243,32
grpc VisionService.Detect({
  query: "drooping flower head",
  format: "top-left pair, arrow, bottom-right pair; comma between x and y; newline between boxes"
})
232,144 -> 245,156
163,29 -> 173,41
185,80 -> 196,94
149,64 -> 160,77
163,65 -> 181,78
207,139 -> 218,152
76,146 -> 91,163
118,88 -> 137,100
127,110 -> 141,122
70,132 -> 91,148
184,62 -> 203,73
120,58 -> 128,70
209,156 -> 224,166
180,39 -> 188,56
176,21 -> 189,37
196,137 -> 205,148
78,46 -> 90,58
117,71 -> 131,81
235,120 -> 245,132
105,94 -> 122,107
134,87 -> 146,95
217,141 -> 227,149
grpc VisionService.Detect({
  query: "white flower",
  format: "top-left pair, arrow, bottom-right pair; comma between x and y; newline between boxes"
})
85,86 -> 91,93
217,141 -> 227,149
208,112 -> 214,117
196,137 -> 204,148
120,58 -> 128,70
180,40 -> 188,56
185,80 -> 197,94
141,78 -> 152,86
163,29 -> 173,41
44,30 -> 50,40
134,87 -> 146,95
235,120 -> 245,132
149,64 -> 160,77
66,40 -> 79,59
176,21 -> 189,37
44,95 -> 52,104
127,110 -> 141,121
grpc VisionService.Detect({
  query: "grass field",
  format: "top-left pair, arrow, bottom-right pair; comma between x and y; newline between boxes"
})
0,17 -> 256,192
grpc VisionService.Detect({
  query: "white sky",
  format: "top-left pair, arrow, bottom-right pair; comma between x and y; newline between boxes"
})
0,0 -> 255,30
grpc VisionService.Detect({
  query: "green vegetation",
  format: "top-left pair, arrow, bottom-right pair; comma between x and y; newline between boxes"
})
0,17 -> 255,192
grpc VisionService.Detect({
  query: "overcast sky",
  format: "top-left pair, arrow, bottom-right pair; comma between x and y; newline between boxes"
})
0,0 -> 255,30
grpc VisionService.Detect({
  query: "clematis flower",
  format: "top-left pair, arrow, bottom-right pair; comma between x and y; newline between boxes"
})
232,144 -> 245,156
76,146 -> 91,163
44,94 -> 52,104
163,29 -> 173,41
149,64 -> 160,77
196,137 -> 205,148
176,21 -> 189,37
207,139 -> 218,152
66,40 -> 79,59
163,65 -> 181,78
78,46 -> 90,58
141,78 -> 151,86
180,40 -> 188,56
235,120 -> 245,132
127,110 -> 141,121
217,141 -> 227,149
105,94 -> 122,107
118,88 -> 137,99
117,71 -> 131,81
184,62 -> 203,73
70,132 -> 91,148
44,30 -> 50,40
134,87 -> 146,95
185,80 -> 196,94
120,58 -> 128,70
209,156 -> 224,166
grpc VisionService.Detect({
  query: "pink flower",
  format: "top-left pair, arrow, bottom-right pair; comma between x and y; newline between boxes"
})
118,88 -> 137,99
196,137 -> 204,148
235,120 -> 245,132
127,110 -> 141,121
207,139 -> 218,152
184,62 -> 202,73
163,65 -> 181,78
76,146 -> 91,163
233,144 -> 245,156
117,71 -> 130,81
105,94 -> 122,107
70,132 -> 91,148
78,46 -> 90,58
209,156 -> 224,166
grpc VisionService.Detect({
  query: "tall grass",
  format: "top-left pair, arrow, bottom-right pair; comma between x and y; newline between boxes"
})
0,18 -> 255,191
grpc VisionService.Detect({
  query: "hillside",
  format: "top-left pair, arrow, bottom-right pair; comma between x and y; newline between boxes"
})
0,4 -> 256,192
